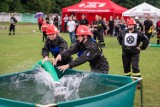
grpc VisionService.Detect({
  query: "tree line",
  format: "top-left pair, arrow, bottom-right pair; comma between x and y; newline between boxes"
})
0,0 -> 160,14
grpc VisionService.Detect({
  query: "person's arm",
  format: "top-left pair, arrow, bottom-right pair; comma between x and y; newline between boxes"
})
139,32 -> 149,50
68,44 -> 100,68
53,43 -> 78,66
42,40 -> 50,63
117,31 -> 123,45
42,40 -> 50,58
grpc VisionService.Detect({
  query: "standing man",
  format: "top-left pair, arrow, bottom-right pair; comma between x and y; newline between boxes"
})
73,15 -> 79,34
53,25 -> 109,74
42,25 -> 72,66
97,16 -> 106,47
117,18 -> 149,88
79,14 -> 89,26
114,16 -> 120,37
143,15 -> 153,40
135,16 -> 143,31
92,15 -> 99,41
67,16 -> 76,44
9,14 -> 17,35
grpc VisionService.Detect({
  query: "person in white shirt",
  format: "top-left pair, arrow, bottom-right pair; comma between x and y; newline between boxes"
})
67,16 -> 76,44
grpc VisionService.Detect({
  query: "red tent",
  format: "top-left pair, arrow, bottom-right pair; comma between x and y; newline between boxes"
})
62,0 -> 127,30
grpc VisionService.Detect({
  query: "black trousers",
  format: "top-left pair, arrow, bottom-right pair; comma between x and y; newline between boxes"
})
38,23 -> 42,31
93,30 -> 100,41
9,24 -> 15,32
42,31 -> 47,42
98,30 -> 104,42
122,51 -> 140,77
157,37 -> 160,44
64,22 -> 68,32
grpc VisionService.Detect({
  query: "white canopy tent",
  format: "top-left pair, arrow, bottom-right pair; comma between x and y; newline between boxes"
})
122,2 -> 160,17
122,2 -> 160,25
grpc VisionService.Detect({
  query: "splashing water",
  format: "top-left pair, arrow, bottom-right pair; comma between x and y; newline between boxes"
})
0,67 -> 119,105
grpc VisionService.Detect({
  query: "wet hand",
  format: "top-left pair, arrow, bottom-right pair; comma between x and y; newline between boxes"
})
42,56 -> 49,64
58,64 -> 69,73
53,54 -> 62,66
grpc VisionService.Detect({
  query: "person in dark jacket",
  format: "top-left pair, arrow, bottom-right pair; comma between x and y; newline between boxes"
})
117,18 -> 149,88
9,14 -> 17,35
135,16 -> 143,31
42,25 -> 72,66
79,14 -> 89,26
53,25 -> 109,74
97,16 -> 106,47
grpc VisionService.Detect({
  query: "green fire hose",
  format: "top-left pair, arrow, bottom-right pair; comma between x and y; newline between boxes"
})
33,60 -> 59,81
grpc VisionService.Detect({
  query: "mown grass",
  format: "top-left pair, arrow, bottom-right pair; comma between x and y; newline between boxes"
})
0,23 -> 160,106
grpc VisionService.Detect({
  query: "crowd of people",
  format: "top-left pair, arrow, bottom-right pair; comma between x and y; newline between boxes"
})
35,13 -> 160,45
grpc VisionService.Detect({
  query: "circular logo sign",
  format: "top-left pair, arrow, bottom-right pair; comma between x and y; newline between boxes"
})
126,36 -> 134,44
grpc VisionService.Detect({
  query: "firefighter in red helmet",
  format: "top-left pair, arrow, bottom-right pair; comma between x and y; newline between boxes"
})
53,25 -> 109,74
42,25 -> 72,66
117,18 -> 149,88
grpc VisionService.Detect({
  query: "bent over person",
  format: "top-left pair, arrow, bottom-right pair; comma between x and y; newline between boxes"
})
53,25 -> 109,74
42,25 -> 72,66
117,18 -> 149,88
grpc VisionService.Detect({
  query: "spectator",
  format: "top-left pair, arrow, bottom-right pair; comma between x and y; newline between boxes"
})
63,14 -> 69,32
67,16 -> 76,44
79,14 -> 89,26
9,13 -> 17,35
108,16 -> 114,37
38,16 -> 44,31
143,15 -> 153,40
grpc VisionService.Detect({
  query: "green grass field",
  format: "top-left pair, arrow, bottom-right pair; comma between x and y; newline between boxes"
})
0,23 -> 160,107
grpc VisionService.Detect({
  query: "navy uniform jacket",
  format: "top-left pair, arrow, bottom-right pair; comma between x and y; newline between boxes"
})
42,36 -> 72,66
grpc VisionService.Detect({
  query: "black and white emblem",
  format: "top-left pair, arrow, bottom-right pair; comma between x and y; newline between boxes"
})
126,36 -> 134,44
124,33 -> 137,46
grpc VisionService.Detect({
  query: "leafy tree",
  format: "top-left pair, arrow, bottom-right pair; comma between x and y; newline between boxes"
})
0,0 -> 160,13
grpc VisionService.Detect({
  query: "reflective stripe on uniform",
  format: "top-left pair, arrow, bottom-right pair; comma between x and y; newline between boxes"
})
124,72 -> 132,76
133,73 -> 141,77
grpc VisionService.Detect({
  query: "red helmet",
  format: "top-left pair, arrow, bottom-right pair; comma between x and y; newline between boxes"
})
46,25 -> 59,35
76,25 -> 93,36
128,18 -> 136,25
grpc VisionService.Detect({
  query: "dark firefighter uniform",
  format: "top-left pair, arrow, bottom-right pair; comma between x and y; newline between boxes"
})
60,37 -> 109,74
9,16 -> 17,35
118,29 -> 149,77
42,36 -> 72,66
97,18 -> 106,47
